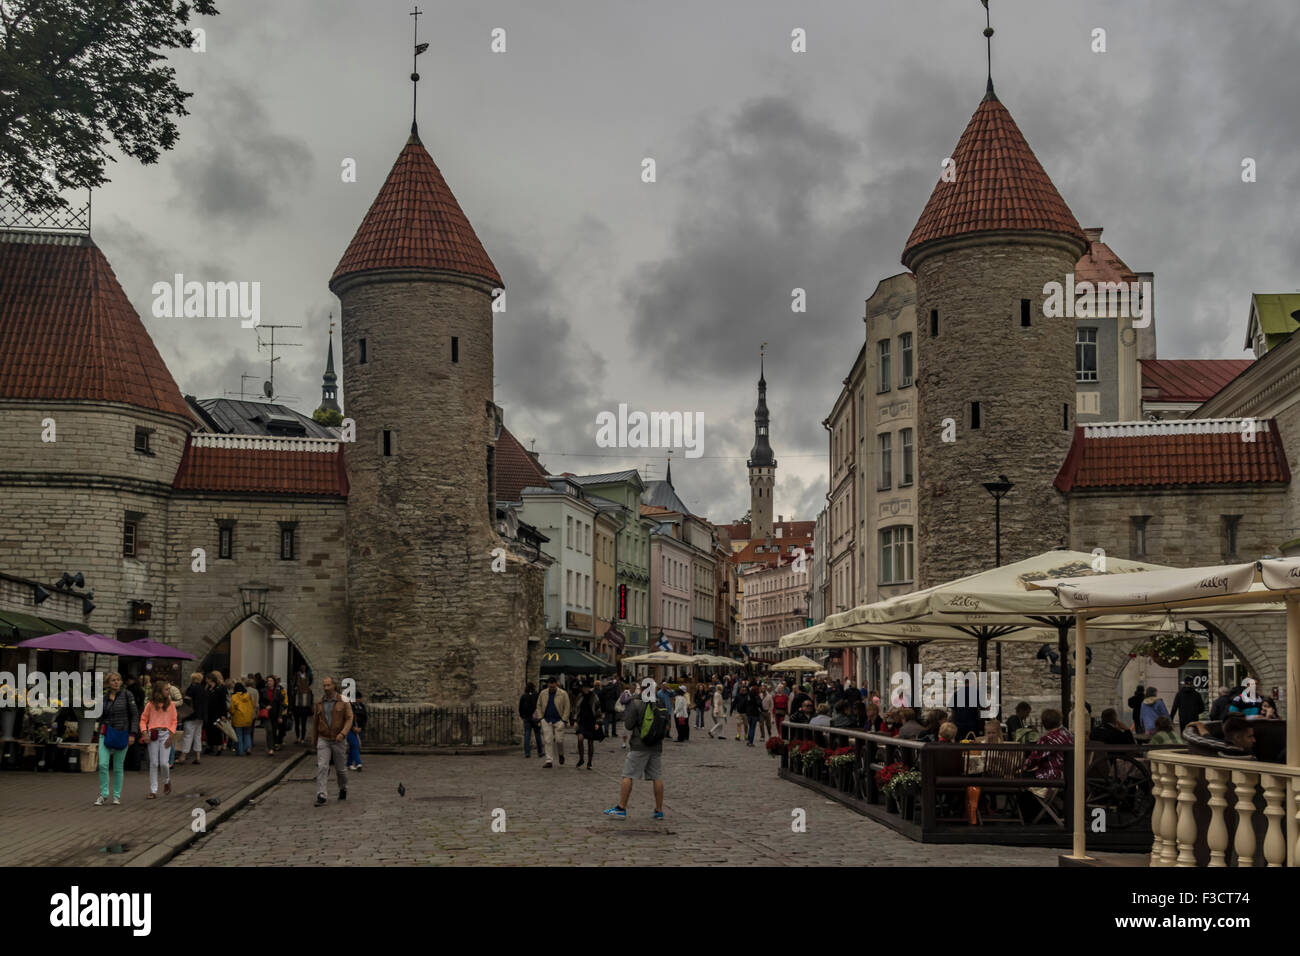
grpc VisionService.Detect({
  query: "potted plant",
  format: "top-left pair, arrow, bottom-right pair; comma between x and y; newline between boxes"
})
827,747 -> 856,791
765,735 -> 785,757
883,769 -> 922,820
788,739 -> 814,773
875,760 -> 907,809
1136,632 -> 1198,669
0,682 -> 23,739
802,746 -> 826,780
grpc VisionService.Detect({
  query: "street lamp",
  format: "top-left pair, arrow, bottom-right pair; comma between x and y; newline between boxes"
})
981,476 -> 1013,715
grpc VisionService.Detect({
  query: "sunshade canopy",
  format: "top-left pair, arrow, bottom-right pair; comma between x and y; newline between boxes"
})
772,655 -> 822,672
126,638 -> 198,660
0,610 -> 91,644
539,637 -> 615,675
17,631 -> 152,656
1028,559 -> 1297,612
691,654 -> 742,667
622,650 -> 696,665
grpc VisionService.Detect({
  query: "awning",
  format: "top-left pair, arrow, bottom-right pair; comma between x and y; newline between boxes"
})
539,637 -> 615,675
0,610 -> 90,645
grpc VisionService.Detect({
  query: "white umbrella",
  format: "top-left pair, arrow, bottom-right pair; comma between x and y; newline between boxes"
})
622,650 -> 696,665
771,655 -> 822,672
1030,557 -> 1300,865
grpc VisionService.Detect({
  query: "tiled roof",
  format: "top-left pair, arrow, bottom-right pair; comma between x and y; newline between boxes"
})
1074,228 -> 1138,285
1054,420 -> 1290,492
723,520 -> 815,544
903,95 -> 1085,265
331,128 -> 501,288
730,535 -> 815,567
495,426 -> 549,503
0,230 -> 191,419
173,435 -> 349,496
1140,359 -> 1254,404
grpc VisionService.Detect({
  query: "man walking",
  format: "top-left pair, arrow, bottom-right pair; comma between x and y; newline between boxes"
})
1170,677 -> 1204,731
744,682 -> 762,746
534,676 -> 569,768
605,678 -> 668,820
518,682 -> 543,758
312,676 -> 353,807
179,671 -> 208,765
599,678 -> 620,741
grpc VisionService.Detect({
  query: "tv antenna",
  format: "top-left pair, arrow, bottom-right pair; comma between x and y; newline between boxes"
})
255,324 -> 303,403
223,373 -> 260,401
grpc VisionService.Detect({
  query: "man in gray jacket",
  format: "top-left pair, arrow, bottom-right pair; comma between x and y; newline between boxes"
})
604,678 -> 665,820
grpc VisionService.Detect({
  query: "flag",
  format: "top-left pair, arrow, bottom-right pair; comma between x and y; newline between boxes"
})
415,42 -> 429,55
656,636 -> 671,652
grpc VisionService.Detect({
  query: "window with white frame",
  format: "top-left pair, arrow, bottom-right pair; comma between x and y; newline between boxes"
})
900,332 -> 913,387
877,339 -> 891,393
879,526 -> 914,584
878,432 -> 892,489
1076,328 -> 1098,382
900,428 -> 914,486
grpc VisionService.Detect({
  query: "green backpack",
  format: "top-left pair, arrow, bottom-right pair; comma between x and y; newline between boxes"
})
639,697 -> 671,746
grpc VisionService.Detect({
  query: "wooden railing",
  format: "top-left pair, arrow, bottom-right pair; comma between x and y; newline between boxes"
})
1148,750 -> 1299,866
778,723 -> 1177,849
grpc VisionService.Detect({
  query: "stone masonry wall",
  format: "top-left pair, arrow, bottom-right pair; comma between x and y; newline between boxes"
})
914,237 -> 1082,590
337,271 -> 537,707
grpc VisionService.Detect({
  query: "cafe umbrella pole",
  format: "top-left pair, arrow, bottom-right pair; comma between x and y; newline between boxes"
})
1070,612 -> 1089,860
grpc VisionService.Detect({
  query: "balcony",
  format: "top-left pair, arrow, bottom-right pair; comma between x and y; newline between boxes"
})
1148,749 -> 1299,866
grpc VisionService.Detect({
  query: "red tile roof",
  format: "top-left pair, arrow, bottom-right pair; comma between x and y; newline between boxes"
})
730,535 -> 814,567
495,426 -> 549,503
0,231 -> 192,419
173,435 -> 349,496
1055,420 -> 1289,492
1140,359 -> 1254,404
330,128 -> 502,288
903,95 -> 1086,266
1075,228 -> 1138,286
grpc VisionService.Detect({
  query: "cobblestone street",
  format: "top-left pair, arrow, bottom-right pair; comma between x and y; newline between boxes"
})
171,728 -> 1065,866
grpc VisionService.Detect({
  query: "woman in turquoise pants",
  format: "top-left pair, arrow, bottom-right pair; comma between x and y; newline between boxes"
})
95,672 -> 139,806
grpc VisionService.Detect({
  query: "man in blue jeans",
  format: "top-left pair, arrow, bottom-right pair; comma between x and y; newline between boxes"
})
347,692 -> 367,771
518,683 -> 544,757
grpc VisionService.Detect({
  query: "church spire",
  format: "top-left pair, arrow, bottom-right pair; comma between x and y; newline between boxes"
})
317,316 -> 341,415
982,0 -> 996,100
748,343 -> 774,467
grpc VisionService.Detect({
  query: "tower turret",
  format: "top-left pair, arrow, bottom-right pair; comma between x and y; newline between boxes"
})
317,324 -> 341,416
747,352 -> 776,540
903,85 -> 1087,588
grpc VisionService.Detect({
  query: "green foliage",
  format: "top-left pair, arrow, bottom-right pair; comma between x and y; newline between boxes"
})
0,0 -> 220,212
312,407 -> 342,426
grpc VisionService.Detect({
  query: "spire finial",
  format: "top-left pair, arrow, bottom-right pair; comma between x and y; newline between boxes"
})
666,452 -> 673,486
759,341 -> 767,384
981,0 -> 995,99
410,6 -> 429,134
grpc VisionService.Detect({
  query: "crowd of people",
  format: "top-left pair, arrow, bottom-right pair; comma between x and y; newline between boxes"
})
92,665 -> 368,807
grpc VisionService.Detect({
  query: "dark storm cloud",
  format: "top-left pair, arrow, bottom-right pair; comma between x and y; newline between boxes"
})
170,84 -> 313,224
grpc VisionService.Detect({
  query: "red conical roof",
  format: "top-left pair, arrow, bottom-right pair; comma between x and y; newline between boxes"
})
902,94 -> 1085,266
0,231 -> 192,419
331,127 -> 502,288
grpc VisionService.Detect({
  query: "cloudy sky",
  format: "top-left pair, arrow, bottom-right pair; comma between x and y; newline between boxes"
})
90,0 -> 1300,527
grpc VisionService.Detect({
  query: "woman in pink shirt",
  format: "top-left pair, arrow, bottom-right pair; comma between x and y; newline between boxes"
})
140,682 -> 178,798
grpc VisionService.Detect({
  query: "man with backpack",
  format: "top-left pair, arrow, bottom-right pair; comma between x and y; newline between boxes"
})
605,677 -> 669,820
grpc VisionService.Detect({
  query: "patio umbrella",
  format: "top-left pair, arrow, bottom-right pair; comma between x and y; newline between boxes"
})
771,655 -> 822,672
126,638 -> 197,660
18,631 -> 151,657
621,650 -> 696,665
1029,558 -> 1298,864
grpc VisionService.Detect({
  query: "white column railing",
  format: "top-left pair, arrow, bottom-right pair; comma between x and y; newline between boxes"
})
1148,750 -> 1298,867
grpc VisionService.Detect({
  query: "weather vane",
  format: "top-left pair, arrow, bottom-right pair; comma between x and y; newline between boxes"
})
981,0 -> 994,95
411,6 -> 429,131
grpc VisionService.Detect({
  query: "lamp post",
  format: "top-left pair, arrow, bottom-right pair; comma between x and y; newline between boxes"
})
981,477 -> 1013,715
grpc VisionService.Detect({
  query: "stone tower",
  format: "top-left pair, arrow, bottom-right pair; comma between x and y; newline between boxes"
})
330,122 -> 527,706
902,84 -> 1088,590
747,354 -> 776,540
316,328 -> 341,416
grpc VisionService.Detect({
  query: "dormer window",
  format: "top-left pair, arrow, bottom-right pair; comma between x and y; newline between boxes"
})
134,427 -> 153,455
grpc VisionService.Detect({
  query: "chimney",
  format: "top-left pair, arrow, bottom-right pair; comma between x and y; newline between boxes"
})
1083,227 -> 1103,245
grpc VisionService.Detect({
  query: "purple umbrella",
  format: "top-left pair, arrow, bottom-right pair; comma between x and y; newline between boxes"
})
17,631 -> 150,656
125,638 -> 196,660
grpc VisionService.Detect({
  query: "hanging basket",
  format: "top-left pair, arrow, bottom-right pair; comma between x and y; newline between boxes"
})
1138,632 -> 1197,670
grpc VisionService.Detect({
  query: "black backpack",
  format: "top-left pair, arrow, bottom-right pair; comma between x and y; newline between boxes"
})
638,697 -> 671,746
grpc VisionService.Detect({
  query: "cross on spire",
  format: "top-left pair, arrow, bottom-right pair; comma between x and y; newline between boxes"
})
410,6 -> 429,134
981,0 -> 996,99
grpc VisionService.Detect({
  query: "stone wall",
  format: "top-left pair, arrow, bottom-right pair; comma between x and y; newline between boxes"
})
335,269 -> 538,707
165,493 -> 350,677
914,236 -> 1083,589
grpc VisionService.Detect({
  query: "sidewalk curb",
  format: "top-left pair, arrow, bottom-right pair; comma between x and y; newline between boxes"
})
125,751 -> 310,867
